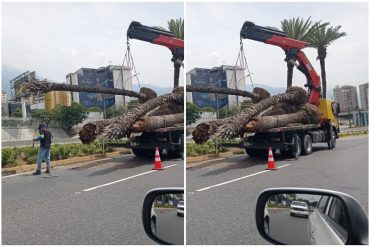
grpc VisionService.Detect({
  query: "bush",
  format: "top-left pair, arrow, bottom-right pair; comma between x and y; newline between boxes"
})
186,141 -> 229,157
1,142 -> 116,168
27,155 -> 38,164
2,149 -> 18,167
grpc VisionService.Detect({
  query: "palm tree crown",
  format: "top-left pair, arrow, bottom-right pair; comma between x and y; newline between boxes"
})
308,25 -> 346,98
278,17 -> 328,89
167,18 -> 184,39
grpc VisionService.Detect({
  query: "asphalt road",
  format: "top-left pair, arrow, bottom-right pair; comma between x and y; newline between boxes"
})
2,154 -> 184,245
187,135 -> 368,245
154,208 -> 184,244
267,208 -> 310,245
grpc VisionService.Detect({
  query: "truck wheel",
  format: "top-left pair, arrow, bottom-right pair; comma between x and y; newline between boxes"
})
301,134 -> 312,155
327,129 -> 336,149
283,134 -> 301,159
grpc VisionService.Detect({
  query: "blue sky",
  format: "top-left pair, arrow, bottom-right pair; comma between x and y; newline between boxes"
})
187,2 -> 368,95
2,2 -> 184,92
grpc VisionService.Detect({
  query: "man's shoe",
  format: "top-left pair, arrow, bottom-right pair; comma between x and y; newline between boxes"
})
33,170 -> 41,175
45,169 -> 50,174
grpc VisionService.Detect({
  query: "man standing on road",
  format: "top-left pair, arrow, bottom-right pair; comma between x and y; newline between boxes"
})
33,124 -> 53,175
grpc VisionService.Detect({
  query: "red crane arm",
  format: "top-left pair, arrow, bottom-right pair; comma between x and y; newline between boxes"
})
127,21 -> 184,63
240,21 -> 321,106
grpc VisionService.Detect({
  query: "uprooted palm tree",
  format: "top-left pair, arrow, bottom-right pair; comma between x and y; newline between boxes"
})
79,87 -> 184,143
308,25 -> 346,98
20,79 -> 157,103
278,17 -> 328,88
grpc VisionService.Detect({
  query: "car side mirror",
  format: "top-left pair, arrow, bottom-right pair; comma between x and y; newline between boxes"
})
255,188 -> 368,245
142,188 -> 184,245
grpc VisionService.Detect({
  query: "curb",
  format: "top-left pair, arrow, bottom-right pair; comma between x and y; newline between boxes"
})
2,151 -> 131,176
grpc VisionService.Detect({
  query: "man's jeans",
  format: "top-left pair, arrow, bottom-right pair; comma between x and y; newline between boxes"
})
37,147 -> 51,171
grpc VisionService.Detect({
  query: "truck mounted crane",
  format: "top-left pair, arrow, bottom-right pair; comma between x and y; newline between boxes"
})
125,21 -> 184,158
127,21 -> 184,87
239,21 -> 339,159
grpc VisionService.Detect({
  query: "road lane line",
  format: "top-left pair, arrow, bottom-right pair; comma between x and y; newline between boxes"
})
83,164 -> 178,192
196,164 -> 292,192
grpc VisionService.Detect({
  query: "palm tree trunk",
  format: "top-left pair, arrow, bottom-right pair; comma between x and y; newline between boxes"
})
186,85 -> 268,101
262,102 -> 303,116
174,63 -> 181,88
287,63 -> 294,88
79,87 -> 183,143
130,113 -> 183,132
217,87 -> 308,139
148,103 -> 183,116
192,118 -> 231,144
318,47 -> 327,98
244,103 -> 322,132
21,80 -> 154,101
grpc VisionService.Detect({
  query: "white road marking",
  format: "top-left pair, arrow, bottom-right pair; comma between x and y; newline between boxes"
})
196,164 -> 292,192
83,164 -> 178,192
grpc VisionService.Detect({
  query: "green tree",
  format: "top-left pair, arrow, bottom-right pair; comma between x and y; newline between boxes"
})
186,103 -> 201,126
219,106 -> 239,119
11,108 -> 23,118
308,25 -> 346,98
105,106 -> 120,119
127,100 -> 140,110
29,109 -> 55,123
278,17 -> 328,88
240,100 -> 253,110
54,102 -> 87,129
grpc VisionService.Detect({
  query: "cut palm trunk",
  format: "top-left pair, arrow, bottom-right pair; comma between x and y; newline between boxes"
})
130,113 -> 183,132
217,87 -> 308,139
148,103 -> 183,116
186,85 -> 270,102
244,104 -> 322,132
20,80 -> 156,102
79,119 -> 114,144
192,118 -> 231,144
262,102 -> 304,116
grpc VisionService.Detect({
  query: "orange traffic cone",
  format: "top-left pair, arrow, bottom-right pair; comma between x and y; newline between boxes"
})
153,147 -> 163,170
266,147 -> 277,170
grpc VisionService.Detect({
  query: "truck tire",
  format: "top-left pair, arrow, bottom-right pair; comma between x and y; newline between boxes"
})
327,128 -> 336,149
282,134 -> 301,159
301,134 -> 313,155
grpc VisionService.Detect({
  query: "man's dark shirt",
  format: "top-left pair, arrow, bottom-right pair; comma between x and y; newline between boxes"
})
39,128 -> 53,149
